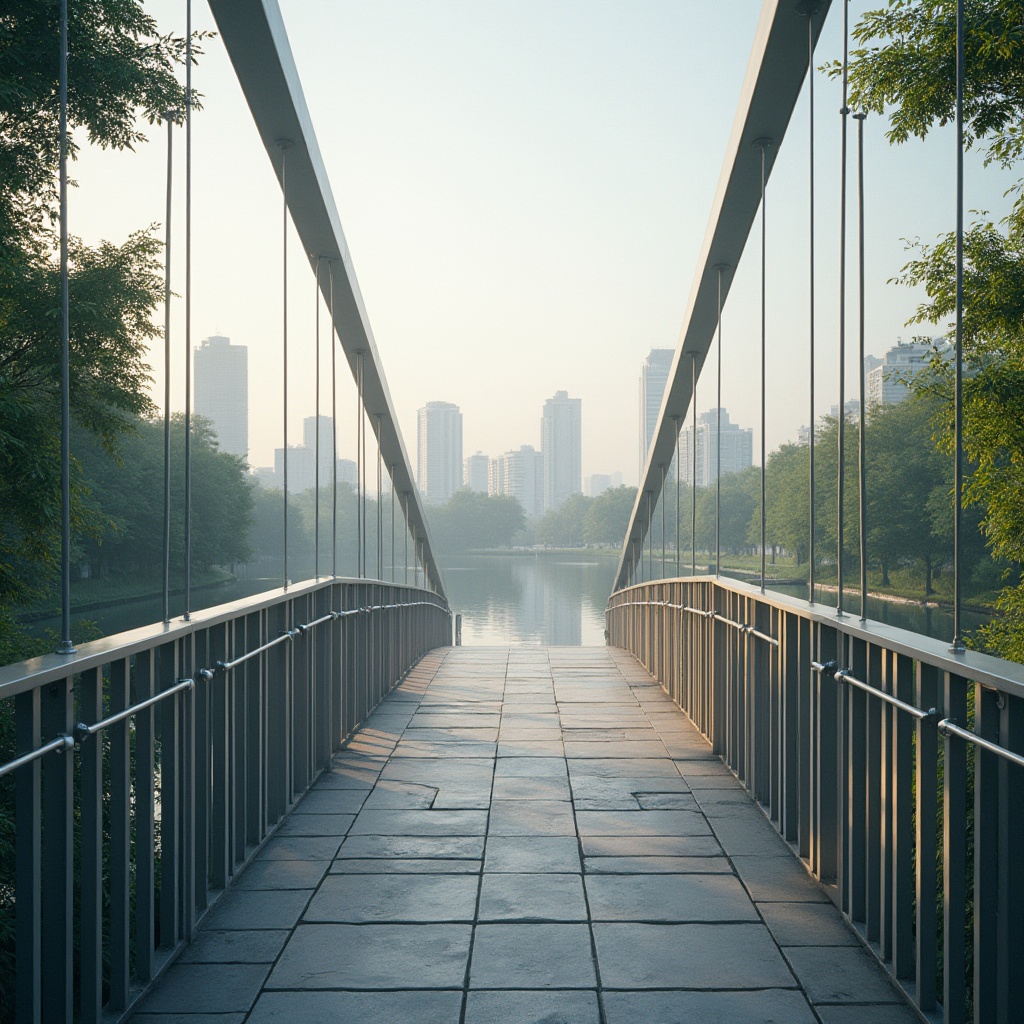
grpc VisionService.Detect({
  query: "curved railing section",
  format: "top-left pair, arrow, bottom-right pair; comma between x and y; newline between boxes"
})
1,579 -> 450,1022
608,576 -> 1024,1024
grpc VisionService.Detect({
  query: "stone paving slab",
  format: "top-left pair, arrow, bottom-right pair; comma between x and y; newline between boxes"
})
130,646 -> 916,1023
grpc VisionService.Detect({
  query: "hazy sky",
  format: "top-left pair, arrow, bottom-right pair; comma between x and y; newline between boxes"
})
70,0 -> 1017,486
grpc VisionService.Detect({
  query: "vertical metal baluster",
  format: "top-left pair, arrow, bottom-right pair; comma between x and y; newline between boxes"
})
391,466 -> 396,582
108,659 -> 130,1009
951,0 -> 965,652
404,494 -> 409,585
674,416 -> 681,577
14,690 -> 40,1022
57,0 -> 73,654
837,0 -> 850,618
163,114 -> 173,624
79,668 -> 103,1022
183,0 -> 193,619
855,111 -> 868,620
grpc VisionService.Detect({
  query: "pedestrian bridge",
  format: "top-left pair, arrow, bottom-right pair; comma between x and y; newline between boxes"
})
130,645 -> 914,1024
5,0 -> 1024,1021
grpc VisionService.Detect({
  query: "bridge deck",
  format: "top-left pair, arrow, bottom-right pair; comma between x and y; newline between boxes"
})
133,647 -> 915,1024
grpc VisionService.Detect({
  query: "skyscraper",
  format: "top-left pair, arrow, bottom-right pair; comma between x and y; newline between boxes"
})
464,451 -> 489,494
493,445 -> 545,517
417,401 -> 463,504
541,390 -> 581,512
639,348 -> 674,476
678,408 -> 753,486
194,335 -> 248,461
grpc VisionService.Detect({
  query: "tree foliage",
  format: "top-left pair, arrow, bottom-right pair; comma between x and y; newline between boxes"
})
839,0 -> 1024,656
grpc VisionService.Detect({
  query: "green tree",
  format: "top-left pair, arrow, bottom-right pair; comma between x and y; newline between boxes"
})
537,492 -> 592,548
843,0 -> 1024,656
0,1 -> 194,623
582,485 -> 638,546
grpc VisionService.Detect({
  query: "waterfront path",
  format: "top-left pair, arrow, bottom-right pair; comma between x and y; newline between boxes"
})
132,646 -> 917,1024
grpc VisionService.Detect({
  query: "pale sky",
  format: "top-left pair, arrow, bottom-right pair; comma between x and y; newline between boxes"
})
70,0 -> 1017,486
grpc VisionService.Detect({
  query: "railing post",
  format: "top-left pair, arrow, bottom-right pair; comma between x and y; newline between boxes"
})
108,658 -> 131,1010
915,662 -> 939,1012
15,689 -> 41,1024
79,668 -> 104,1023
943,672 -> 969,1021
997,693 -> 1024,1022
40,676 -> 73,1024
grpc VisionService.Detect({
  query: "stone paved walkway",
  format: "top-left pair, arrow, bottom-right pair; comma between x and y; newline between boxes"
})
133,647 -> 917,1024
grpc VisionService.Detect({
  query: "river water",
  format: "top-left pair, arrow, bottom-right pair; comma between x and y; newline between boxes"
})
32,553 -> 989,649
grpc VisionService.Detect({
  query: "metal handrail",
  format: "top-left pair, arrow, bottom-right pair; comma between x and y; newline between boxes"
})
0,733 -> 76,780
0,592 -> 450,774
0,677 -> 196,779
616,594 -> 779,647
938,717 -> 1024,771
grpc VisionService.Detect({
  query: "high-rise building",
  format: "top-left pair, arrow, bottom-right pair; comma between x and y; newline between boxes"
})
541,390 -> 582,512
488,456 -> 505,498
303,415 -> 335,488
497,445 -> 545,517
417,401 -> 463,504
639,349 -> 674,477
866,339 -> 939,408
679,408 -> 753,486
194,335 -> 248,461
586,474 -> 612,498
464,451 -> 489,494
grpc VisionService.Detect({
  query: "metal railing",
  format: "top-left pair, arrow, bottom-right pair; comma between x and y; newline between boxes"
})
608,575 -> 1024,1024
1,577 -> 450,1023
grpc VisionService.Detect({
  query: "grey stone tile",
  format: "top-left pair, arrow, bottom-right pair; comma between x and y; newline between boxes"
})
470,924 -> 597,989
784,946 -> 904,1004
492,776 -> 572,802
484,836 -> 582,873
276,813 -> 355,837
315,765 -> 378,789
410,713 -> 502,728
256,836 -> 343,861
204,888 -> 312,931
248,991 -> 464,1023
495,757 -> 569,779
132,1016 -> 245,1024
731,855 -> 829,903
498,740 -> 566,757
564,740 -> 668,759
674,759 -> 734,777
267,923 -> 472,989
403,726 -> 499,742
583,855 -> 731,874
350,808 -> 488,835
758,902 -> 861,947
232,858 -> 329,890
304,873 -> 479,923
593,923 -> 795,988
635,792 -> 699,810
489,800 -> 577,837
137,964 -> 269,1013
708,814 -> 790,856
330,857 -> 481,874
603,990 -> 817,1023
815,1004 -> 921,1023
336,834 -> 485,860
291,788 -> 367,814
393,739 -> 497,757
361,780 -> 438,809
586,873 -> 757,922
465,990 -> 600,1024
567,758 -> 682,778
575,810 -> 711,837
697,789 -> 765,816
479,872 -> 587,921
178,929 -> 289,964
581,835 -> 722,858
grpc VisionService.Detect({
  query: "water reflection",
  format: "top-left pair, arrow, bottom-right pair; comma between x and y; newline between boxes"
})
443,553 -> 617,646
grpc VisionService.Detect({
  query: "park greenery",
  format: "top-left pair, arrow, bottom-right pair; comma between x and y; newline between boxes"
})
840,0 -> 1024,659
